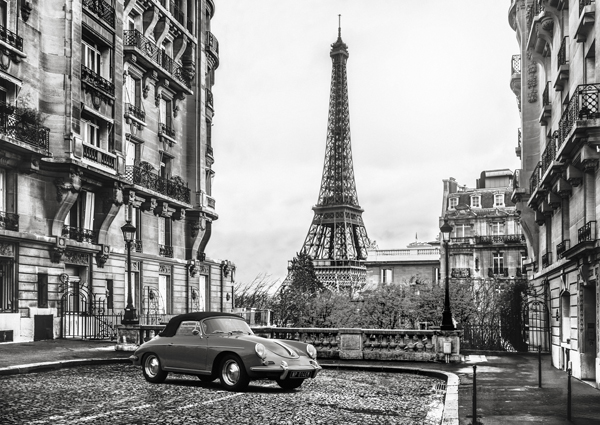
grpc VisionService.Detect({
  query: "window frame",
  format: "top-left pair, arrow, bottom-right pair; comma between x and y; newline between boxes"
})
449,197 -> 458,209
470,195 -> 481,208
494,193 -> 505,207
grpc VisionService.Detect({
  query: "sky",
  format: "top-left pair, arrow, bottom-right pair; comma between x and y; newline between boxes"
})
208,0 -> 521,287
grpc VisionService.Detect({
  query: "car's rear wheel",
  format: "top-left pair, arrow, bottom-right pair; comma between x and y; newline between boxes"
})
276,378 -> 305,390
142,353 -> 168,383
219,354 -> 249,391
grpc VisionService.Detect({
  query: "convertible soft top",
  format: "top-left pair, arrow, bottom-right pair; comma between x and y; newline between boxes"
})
159,311 -> 244,337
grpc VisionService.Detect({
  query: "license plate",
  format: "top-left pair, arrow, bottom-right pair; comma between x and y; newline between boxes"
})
290,371 -> 312,378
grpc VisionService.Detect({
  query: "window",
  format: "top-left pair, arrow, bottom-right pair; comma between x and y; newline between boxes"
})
175,321 -> 201,336
37,273 -> 48,308
490,222 -> 503,236
106,279 -> 113,310
65,191 -> 95,242
83,41 -> 101,74
381,269 -> 392,283
159,97 -> 172,129
493,252 -> 504,274
160,155 -> 172,179
0,259 -> 14,312
158,216 -> 172,249
471,196 -> 481,208
125,73 -> 142,108
455,223 -> 470,238
82,116 -> 100,147
158,274 -> 171,314
449,197 -> 458,209
0,168 -> 5,213
0,1 -> 7,28
494,194 -> 505,207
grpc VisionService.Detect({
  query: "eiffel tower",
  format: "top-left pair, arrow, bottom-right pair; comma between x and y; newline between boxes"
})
293,18 -> 370,292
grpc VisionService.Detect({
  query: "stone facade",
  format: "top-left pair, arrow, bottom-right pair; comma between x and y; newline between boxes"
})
0,0 -> 234,342
509,0 -> 600,386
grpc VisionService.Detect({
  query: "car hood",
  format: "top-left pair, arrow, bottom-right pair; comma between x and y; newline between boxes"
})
229,334 -> 303,359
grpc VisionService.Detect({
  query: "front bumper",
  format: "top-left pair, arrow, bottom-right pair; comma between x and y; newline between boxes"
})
250,360 -> 322,380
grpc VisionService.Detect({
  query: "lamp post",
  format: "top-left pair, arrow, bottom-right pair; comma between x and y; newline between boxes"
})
121,218 -> 138,324
440,218 -> 455,330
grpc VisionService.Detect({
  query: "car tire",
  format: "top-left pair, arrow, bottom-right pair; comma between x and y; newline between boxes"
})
142,353 -> 168,383
198,375 -> 215,383
276,378 -> 305,390
219,354 -> 249,391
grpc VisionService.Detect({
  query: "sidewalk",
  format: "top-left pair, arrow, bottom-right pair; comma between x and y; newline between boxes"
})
1,340 -> 599,424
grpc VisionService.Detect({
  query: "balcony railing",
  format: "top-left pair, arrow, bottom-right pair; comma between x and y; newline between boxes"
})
0,211 -> 19,231
557,37 -> 569,70
205,31 -> 219,68
542,81 -> 550,107
125,103 -> 145,122
83,143 -> 116,169
123,30 -> 193,90
0,107 -> 51,155
488,267 -> 509,277
578,221 -> 597,243
205,87 -> 214,109
62,225 -> 98,244
125,165 -> 191,204
511,54 -> 520,74
475,235 -> 525,244
81,65 -> 115,96
159,244 -> 173,258
542,252 -> 552,268
530,161 -> 542,194
133,239 -> 143,253
541,137 -> 556,176
451,268 -> 471,278
556,84 -> 600,150
0,25 -> 23,52
159,123 -> 176,139
580,0 -> 595,16
82,0 -> 115,28
450,237 -> 472,245
556,240 -> 570,258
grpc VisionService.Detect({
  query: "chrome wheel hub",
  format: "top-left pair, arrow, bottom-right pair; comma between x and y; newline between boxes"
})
223,360 -> 240,385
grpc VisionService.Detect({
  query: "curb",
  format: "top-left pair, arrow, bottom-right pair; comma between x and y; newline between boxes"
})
320,363 -> 459,425
0,357 -> 131,376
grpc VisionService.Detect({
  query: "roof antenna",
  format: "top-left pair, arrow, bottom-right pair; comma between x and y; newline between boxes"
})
338,14 -> 341,38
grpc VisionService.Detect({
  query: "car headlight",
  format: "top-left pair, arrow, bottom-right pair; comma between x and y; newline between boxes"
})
306,344 -> 317,359
255,343 -> 267,359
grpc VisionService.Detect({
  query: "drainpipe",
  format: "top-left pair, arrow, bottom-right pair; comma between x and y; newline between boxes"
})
220,261 -> 224,312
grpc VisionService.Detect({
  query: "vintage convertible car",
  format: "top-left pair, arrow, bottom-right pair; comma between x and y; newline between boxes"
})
130,312 -> 321,391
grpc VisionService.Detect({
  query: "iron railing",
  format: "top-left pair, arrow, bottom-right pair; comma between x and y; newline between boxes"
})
542,81 -> 550,107
557,239 -> 570,258
159,244 -> 173,258
476,235 -> 525,244
542,252 -> 552,268
0,107 -> 51,155
488,267 -> 509,277
451,268 -> 471,278
62,225 -> 98,244
133,239 -> 143,253
62,312 -> 122,340
557,37 -> 569,70
205,87 -> 213,109
159,123 -> 176,139
578,221 -> 597,243
0,24 -> 23,51
205,31 -> 219,67
82,0 -> 115,28
81,65 -> 115,96
511,54 -> 521,74
125,102 -> 145,122
530,161 -> 542,194
83,143 -> 116,169
541,137 -> 556,175
555,84 -> 600,150
0,211 -> 19,231
124,165 -> 191,204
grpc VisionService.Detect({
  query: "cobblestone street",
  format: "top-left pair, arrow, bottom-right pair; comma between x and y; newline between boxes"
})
0,365 -> 444,425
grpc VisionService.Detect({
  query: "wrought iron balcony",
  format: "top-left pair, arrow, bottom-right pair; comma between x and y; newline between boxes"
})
81,65 -> 115,97
125,164 -> 191,204
205,87 -> 214,110
542,252 -> 552,268
475,235 -> 524,244
125,103 -> 145,123
511,54 -> 520,75
578,221 -> 596,243
205,31 -> 219,69
0,25 -> 23,52
450,237 -> 472,245
82,0 -> 115,28
488,267 -> 509,278
132,239 -> 143,253
576,0 -> 595,41
123,30 -> 193,91
555,84 -> 600,155
159,244 -> 173,258
159,123 -> 176,139
0,106 -> 51,155
83,143 -> 116,169
530,161 -> 542,194
557,36 -> 569,70
556,239 -> 570,258
451,268 -> 471,278
541,138 -> 557,176
62,225 -> 98,244
0,211 -> 19,231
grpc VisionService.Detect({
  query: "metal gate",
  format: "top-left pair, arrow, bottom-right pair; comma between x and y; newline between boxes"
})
59,274 -> 121,340
525,282 -> 550,352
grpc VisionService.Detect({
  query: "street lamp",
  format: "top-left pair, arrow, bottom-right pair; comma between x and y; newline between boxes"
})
121,218 -> 138,324
440,218 -> 455,331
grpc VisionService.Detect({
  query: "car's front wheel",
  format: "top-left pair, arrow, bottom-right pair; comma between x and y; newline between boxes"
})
276,378 -> 305,390
142,353 -> 168,383
219,354 -> 249,391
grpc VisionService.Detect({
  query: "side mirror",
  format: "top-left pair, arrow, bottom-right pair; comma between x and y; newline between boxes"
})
192,329 -> 200,336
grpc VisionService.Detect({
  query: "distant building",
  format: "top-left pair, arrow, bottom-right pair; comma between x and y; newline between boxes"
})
364,238 -> 440,289
0,0 -> 234,343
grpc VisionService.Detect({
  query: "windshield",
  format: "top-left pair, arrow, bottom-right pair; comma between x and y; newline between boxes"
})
202,317 -> 253,335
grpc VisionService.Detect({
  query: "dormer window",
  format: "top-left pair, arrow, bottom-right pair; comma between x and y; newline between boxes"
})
471,196 -> 481,208
449,197 -> 458,209
494,194 -> 505,207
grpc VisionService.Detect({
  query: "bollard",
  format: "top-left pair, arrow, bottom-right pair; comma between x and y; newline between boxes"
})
567,367 -> 572,421
538,345 -> 542,388
473,364 -> 477,424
